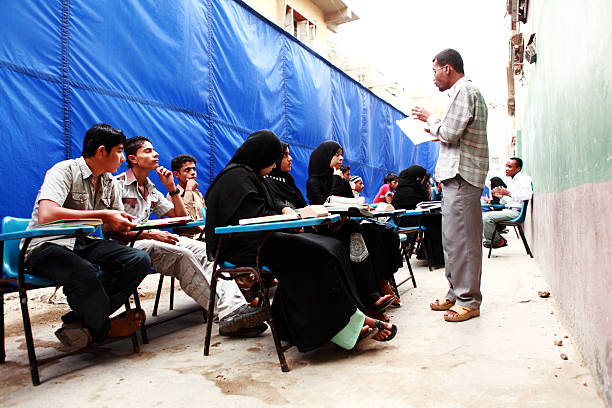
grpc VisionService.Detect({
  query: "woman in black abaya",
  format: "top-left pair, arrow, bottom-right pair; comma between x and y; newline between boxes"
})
392,165 -> 445,267
264,142 -> 308,210
205,131 -> 396,352
305,140 -> 403,309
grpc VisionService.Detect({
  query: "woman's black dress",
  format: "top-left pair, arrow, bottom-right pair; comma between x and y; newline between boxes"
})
392,165 -> 444,266
305,141 -> 402,298
205,131 -> 363,352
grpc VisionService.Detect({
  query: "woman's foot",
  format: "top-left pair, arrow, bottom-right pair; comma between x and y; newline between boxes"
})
364,317 -> 397,341
380,280 -> 401,307
373,294 -> 396,313
365,309 -> 390,322
108,309 -> 146,338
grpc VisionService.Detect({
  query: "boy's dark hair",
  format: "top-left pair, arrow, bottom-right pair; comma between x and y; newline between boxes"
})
171,154 -> 197,172
384,173 -> 399,184
125,136 -> 151,168
433,48 -> 464,74
340,165 -> 350,173
82,123 -> 126,158
510,157 -> 523,170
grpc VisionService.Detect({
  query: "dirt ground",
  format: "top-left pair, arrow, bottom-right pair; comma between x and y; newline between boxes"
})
0,234 -> 608,407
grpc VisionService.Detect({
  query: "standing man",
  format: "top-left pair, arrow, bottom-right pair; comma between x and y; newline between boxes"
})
482,157 -> 532,248
412,49 -> 489,322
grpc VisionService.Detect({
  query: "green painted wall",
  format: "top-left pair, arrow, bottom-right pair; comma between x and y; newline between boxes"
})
522,0 -> 612,196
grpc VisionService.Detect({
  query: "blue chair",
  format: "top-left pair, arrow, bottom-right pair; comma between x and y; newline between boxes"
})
0,216 -> 139,385
487,200 -> 534,258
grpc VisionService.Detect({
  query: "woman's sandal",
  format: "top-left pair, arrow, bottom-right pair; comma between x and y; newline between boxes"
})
430,298 -> 455,311
371,320 -> 397,342
443,305 -> 480,322
380,281 -> 401,307
374,294 -> 396,313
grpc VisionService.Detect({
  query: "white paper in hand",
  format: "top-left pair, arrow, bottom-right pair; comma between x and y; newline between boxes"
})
395,117 -> 438,145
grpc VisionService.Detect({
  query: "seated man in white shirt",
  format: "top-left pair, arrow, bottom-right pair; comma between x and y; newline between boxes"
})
113,136 -> 268,337
482,157 -> 533,248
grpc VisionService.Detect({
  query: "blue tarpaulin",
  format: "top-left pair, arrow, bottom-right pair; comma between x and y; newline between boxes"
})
0,0 -> 438,219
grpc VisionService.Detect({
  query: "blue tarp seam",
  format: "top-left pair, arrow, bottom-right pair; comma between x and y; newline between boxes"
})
207,0 -> 215,182
281,39 -> 289,143
60,0 -> 72,159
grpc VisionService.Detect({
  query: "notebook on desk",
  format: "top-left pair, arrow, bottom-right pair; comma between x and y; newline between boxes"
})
238,205 -> 330,225
40,218 -> 103,228
136,216 -> 193,228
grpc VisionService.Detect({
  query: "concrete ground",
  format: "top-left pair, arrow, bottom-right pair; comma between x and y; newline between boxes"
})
0,232 -> 607,407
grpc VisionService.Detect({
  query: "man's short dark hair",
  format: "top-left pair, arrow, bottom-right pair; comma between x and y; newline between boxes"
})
510,157 -> 523,170
125,136 -> 151,168
340,165 -> 350,173
82,123 -> 126,158
433,49 -> 464,74
171,154 -> 197,172
384,173 -> 399,184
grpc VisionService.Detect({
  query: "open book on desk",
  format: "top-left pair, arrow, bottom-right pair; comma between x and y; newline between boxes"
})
238,205 -> 330,225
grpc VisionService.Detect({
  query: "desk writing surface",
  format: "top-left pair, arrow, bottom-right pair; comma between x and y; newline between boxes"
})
481,204 -> 505,208
0,226 -> 96,241
215,214 -> 341,235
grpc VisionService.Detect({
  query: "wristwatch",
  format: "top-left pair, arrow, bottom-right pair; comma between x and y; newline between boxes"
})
169,188 -> 181,196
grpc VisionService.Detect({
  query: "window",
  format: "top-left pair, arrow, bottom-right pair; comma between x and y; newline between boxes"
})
284,4 -> 316,48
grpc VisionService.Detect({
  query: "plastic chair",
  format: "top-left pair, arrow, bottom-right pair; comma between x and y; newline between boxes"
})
0,216 -> 139,385
487,200 -> 534,258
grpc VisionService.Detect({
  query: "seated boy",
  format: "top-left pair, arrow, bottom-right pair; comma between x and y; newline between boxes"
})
373,173 -> 398,204
167,154 -> 205,239
113,137 -> 267,337
24,124 -> 151,349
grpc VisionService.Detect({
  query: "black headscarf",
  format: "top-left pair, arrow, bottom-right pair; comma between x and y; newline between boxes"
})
391,165 -> 429,210
489,176 -> 507,205
264,142 -> 308,209
306,140 -> 352,204
204,130 -> 283,261
308,140 -> 341,178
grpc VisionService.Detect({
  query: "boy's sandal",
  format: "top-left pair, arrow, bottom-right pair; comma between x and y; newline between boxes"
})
372,320 -> 397,342
430,298 -> 455,311
55,326 -> 92,349
443,305 -> 480,322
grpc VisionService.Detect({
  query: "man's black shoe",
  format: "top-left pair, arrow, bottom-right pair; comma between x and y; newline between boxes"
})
219,323 -> 268,338
219,304 -> 269,333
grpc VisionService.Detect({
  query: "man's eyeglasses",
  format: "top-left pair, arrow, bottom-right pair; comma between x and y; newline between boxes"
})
433,65 -> 448,74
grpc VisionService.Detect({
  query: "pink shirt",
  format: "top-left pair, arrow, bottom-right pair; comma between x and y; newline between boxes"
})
373,184 -> 392,203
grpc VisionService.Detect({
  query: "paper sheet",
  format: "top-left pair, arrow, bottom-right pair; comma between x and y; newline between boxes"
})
395,117 -> 438,145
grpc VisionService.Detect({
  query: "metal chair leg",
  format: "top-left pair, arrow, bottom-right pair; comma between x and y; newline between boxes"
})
169,277 -> 175,311
517,225 -> 534,258
18,286 -> 40,385
488,228 -> 497,258
152,274 -> 164,317
131,292 -> 148,344
1,290 -> 5,364
203,268 -> 218,356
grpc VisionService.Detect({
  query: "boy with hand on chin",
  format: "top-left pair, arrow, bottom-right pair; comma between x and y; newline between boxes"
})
113,137 -> 268,337
167,154 -> 205,238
